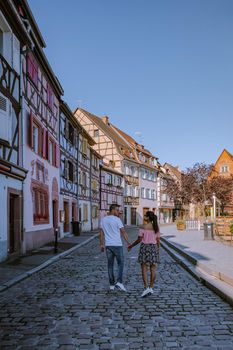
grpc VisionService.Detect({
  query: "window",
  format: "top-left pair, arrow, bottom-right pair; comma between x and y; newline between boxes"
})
32,123 -> 39,154
80,172 -> 87,187
68,123 -> 74,144
141,188 -> 145,198
116,176 -> 122,187
221,165 -> 229,173
47,84 -> 54,110
68,161 -> 74,182
32,184 -> 49,224
27,53 -> 38,87
107,173 -> 113,185
146,189 -> 150,199
82,139 -> 88,154
151,190 -> 156,200
94,129 -> 99,138
83,204 -> 88,221
92,205 -> 98,219
48,140 -> 54,165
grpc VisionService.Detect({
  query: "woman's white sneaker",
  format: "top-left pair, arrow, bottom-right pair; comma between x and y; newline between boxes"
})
141,288 -> 151,298
109,285 -> 115,291
149,288 -> 154,294
115,282 -> 127,292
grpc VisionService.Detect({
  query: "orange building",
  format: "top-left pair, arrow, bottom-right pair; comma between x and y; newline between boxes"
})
211,149 -> 233,215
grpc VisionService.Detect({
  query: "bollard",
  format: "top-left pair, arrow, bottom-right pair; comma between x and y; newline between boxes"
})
54,227 -> 58,254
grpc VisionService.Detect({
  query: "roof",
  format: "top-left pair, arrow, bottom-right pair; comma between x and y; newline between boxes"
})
214,149 -> 233,165
76,108 -> 139,163
164,163 -> 182,180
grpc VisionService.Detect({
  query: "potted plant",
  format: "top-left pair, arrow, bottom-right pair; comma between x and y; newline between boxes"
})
176,219 -> 186,231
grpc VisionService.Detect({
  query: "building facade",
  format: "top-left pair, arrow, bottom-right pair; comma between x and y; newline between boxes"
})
59,101 -> 81,237
19,1 -> 63,251
157,167 -> 175,224
74,109 -> 143,225
100,163 -> 124,219
0,2 -> 28,261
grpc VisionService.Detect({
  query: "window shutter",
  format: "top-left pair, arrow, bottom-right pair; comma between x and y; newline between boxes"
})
42,128 -> 47,159
13,34 -> 20,74
55,143 -> 60,168
28,112 -> 33,148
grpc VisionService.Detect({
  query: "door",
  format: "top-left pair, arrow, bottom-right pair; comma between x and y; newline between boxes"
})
131,207 -> 137,225
124,207 -> 127,225
72,203 -> 77,222
143,207 -> 150,224
8,194 -> 21,255
63,201 -> 69,232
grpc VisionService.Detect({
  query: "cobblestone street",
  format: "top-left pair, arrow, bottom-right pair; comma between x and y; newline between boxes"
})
1,229 -> 233,350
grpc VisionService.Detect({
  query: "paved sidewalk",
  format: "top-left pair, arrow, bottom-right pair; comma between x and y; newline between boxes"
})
0,231 -> 99,291
160,225 -> 233,287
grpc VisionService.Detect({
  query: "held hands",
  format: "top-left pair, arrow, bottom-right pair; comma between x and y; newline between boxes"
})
127,243 -> 132,252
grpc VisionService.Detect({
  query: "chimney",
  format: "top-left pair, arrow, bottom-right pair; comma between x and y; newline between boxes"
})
102,115 -> 109,125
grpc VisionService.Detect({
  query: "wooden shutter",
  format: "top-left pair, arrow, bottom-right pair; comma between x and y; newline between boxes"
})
55,143 -> 60,168
42,128 -> 47,159
82,139 -> 88,154
13,34 -> 20,74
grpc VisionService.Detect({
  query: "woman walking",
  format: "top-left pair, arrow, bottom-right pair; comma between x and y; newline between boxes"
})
128,211 -> 160,297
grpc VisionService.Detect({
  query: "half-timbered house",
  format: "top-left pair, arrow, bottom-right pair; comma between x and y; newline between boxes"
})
111,127 -> 159,225
0,1 -> 29,261
100,163 -> 124,219
78,127 -> 97,232
18,1 -> 63,251
90,149 -> 102,230
59,101 -> 81,237
74,109 -> 140,226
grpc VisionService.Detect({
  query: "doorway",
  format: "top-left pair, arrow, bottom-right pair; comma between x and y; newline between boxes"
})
124,207 -> 127,225
131,207 -> 137,225
63,201 -> 69,232
8,192 -> 21,255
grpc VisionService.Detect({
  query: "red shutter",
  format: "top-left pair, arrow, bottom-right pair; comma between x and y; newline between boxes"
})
42,128 -> 47,159
28,112 -> 33,148
27,53 -> 38,87
55,143 -> 60,168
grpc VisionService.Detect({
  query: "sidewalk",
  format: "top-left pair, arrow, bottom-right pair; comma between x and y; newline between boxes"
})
0,231 -> 99,292
160,224 -> 233,304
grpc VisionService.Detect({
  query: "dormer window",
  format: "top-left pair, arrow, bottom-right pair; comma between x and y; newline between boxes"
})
220,165 -> 229,173
94,129 -> 99,138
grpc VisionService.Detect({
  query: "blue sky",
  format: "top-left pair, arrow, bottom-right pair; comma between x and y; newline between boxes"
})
29,0 -> 233,169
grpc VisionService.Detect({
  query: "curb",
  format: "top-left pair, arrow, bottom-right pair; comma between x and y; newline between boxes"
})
0,234 -> 99,293
160,238 -> 233,307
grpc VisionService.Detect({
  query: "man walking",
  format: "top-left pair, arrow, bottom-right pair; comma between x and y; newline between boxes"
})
99,204 -> 130,291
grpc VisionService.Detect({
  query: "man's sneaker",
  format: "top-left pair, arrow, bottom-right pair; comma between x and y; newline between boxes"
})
109,285 -> 115,291
141,288 -> 151,298
115,282 -> 127,292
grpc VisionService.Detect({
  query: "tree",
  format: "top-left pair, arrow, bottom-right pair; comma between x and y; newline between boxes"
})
209,175 -> 233,214
165,163 -> 214,218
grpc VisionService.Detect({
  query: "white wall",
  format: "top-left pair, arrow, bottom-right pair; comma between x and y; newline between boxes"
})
0,175 -> 22,262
